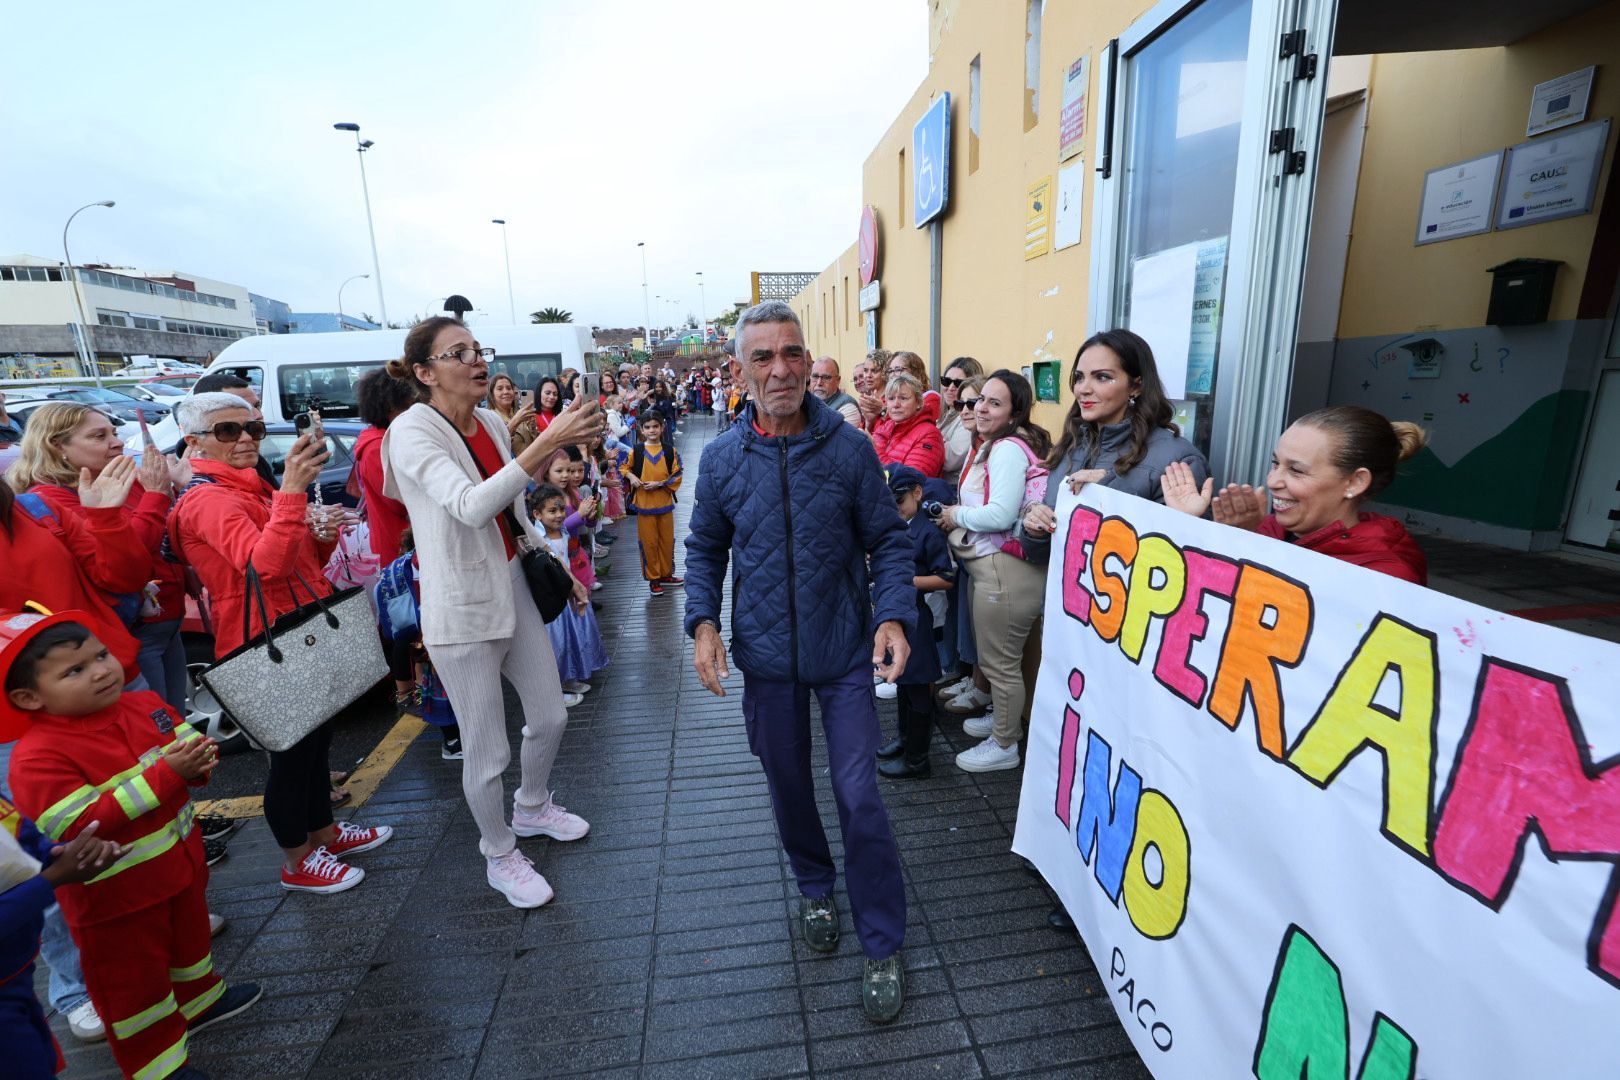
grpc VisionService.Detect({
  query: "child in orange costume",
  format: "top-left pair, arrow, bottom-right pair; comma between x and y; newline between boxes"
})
2,610 -> 261,1079
624,414 -> 683,596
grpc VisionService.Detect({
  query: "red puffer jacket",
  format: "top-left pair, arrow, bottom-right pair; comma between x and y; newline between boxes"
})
168,458 -> 336,658
1259,511 -> 1427,585
872,394 -> 945,477
29,482 -> 188,625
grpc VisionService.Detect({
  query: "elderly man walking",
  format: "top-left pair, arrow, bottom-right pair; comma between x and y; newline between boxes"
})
685,301 -> 916,1023
810,356 -> 863,426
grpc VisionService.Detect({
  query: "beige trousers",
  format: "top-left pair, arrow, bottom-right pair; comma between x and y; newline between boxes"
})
965,550 -> 1045,746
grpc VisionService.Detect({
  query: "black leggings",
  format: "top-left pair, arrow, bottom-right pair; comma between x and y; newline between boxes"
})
264,721 -> 335,849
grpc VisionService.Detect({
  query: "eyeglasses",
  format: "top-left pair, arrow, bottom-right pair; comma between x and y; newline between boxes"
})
809,373 -> 837,382
428,345 -> 496,366
193,420 -> 267,441
941,377 -> 965,388
957,398 -> 980,411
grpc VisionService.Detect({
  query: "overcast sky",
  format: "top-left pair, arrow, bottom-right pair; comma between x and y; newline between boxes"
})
1,1 -> 926,329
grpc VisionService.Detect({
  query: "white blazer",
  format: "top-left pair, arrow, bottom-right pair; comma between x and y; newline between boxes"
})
381,402 -> 541,647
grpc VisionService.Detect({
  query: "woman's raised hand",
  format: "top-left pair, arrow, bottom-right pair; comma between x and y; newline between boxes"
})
80,454 -> 138,509
280,433 -> 330,492
137,447 -> 172,497
166,453 -> 192,490
508,403 -> 536,432
1161,461 -> 1214,517
1211,484 -> 1266,531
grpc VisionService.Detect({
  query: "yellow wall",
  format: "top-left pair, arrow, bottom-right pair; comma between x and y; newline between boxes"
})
796,242 -> 868,368
1339,3 -> 1620,337
794,0 -> 1159,431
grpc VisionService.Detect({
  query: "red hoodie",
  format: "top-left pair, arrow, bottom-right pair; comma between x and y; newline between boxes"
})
7,691 -> 206,926
0,497 -> 146,673
872,393 -> 945,477
167,457 -> 335,658
1259,511 -> 1427,585
352,426 -> 410,565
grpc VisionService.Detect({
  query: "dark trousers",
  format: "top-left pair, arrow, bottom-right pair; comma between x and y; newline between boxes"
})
896,683 -> 936,766
0,975 -> 57,1079
264,721 -> 335,849
742,663 -> 906,959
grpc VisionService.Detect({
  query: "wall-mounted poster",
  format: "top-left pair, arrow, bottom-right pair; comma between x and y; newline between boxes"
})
1025,175 -> 1054,260
1059,54 -> 1090,162
1054,162 -> 1085,251
1415,151 -> 1502,245
1497,118 -> 1611,230
1527,65 -> 1596,137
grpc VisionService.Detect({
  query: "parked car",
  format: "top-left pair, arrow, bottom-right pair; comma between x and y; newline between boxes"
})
52,386 -> 171,423
120,382 -> 188,404
142,374 -> 199,390
116,359 -> 206,378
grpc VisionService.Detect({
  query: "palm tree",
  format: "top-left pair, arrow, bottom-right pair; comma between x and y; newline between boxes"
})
530,307 -> 573,324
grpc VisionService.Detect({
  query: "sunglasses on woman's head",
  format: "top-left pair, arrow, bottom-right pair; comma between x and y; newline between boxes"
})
957,397 -> 980,410
193,420 -> 267,441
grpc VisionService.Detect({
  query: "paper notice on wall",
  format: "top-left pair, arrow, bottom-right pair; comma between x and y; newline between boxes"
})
1054,162 -> 1084,251
1059,54 -> 1090,161
1186,236 -> 1228,395
1025,175 -> 1054,260
1128,241 -> 1200,398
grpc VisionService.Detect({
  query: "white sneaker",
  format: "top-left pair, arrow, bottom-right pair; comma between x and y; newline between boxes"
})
943,687 -> 993,715
208,912 -> 227,938
66,1000 -> 105,1043
875,681 -> 898,700
563,680 -> 592,695
956,737 -> 1021,773
563,691 -> 584,708
512,798 -> 591,841
962,713 -> 994,738
590,581 -> 603,591
487,848 -> 554,908
937,676 -> 974,700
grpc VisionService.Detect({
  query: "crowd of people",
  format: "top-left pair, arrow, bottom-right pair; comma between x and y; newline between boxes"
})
0,299 -> 1433,1073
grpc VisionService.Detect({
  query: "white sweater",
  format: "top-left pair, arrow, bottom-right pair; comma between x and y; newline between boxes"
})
381,402 -> 542,647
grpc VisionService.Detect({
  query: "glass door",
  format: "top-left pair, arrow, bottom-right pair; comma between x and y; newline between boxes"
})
1090,0 -> 1340,485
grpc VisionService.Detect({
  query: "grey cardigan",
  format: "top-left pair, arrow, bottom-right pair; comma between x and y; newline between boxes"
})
1018,421 -> 1209,560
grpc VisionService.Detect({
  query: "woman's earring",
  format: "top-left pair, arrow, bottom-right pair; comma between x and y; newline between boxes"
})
1128,395 -> 1138,409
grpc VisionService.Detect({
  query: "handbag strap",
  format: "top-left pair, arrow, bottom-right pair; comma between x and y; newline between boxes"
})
429,405 -> 532,554
242,562 -> 283,663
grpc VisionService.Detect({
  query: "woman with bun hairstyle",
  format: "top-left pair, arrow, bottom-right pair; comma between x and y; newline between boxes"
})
381,317 -> 604,909
1020,329 -> 1208,561
1163,405 -> 1429,584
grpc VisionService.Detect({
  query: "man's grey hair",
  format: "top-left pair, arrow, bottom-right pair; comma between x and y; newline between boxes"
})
175,391 -> 258,435
813,355 -> 840,373
733,301 -> 802,358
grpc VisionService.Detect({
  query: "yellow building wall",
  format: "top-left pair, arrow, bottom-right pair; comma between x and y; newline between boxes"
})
796,242 -> 869,369
1339,3 -> 1620,337
794,0 -> 1161,431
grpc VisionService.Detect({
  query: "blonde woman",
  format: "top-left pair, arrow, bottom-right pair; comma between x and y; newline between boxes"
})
6,402 -> 189,713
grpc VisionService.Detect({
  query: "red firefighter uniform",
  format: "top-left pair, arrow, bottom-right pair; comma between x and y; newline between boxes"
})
4,613 -> 221,1080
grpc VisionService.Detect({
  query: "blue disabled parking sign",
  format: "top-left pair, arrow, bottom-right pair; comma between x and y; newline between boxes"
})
913,92 -> 950,228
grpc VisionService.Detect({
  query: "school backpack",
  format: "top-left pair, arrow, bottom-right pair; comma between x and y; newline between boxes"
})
983,437 -> 1049,561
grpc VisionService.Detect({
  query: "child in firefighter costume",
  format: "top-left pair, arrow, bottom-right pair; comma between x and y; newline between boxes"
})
2,609 -> 261,1079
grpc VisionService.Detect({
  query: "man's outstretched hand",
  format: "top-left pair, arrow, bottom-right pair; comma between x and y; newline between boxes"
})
693,622 -> 731,696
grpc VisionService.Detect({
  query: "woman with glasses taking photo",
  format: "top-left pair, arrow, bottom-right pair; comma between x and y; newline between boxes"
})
382,318 -> 604,909
169,392 -> 397,896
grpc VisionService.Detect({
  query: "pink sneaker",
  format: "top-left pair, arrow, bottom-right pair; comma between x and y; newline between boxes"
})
486,849 -> 553,908
512,799 -> 591,841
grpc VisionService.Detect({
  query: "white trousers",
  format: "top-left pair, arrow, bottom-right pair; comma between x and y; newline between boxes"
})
430,558 -> 570,858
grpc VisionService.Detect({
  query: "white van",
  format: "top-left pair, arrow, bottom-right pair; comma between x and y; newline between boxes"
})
139,322 -> 597,449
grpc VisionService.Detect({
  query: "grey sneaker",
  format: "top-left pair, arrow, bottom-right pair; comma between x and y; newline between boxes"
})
800,895 -> 840,953
863,954 -> 905,1023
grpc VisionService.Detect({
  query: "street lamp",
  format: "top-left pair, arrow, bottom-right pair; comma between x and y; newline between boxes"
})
492,219 -> 516,323
333,122 -> 388,327
637,241 -> 651,355
338,273 -> 370,328
62,200 -> 115,386
696,271 -> 708,347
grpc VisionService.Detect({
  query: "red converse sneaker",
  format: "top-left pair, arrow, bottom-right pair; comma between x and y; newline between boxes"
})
281,847 -> 364,894
325,821 -> 394,858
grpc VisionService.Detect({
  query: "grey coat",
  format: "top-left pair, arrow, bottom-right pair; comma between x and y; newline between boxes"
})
1018,420 -> 1209,560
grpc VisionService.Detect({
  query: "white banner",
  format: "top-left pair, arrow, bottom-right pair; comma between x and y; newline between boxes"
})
1012,485 -> 1620,1079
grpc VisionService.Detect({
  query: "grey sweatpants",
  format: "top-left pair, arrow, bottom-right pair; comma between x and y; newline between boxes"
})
430,558 -> 570,858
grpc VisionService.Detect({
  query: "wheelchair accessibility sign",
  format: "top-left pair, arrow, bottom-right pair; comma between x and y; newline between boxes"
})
913,92 -> 951,227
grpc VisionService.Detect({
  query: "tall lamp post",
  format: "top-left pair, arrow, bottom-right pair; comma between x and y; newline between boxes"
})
332,122 -> 388,327
63,200 -> 115,386
491,219 -> 516,323
696,271 -> 708,347
637,241 -> 651,357
338,273 -> 370,328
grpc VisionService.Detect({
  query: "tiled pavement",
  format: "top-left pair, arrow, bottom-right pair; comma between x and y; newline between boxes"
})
52,418 -> 1151,1080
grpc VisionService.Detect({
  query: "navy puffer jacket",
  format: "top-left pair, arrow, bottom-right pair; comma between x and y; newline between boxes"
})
684,394 -> 917,683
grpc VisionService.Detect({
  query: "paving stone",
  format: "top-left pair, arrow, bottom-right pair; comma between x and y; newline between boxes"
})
643,1010 -> 807,1062
639,1044 -> 811,1080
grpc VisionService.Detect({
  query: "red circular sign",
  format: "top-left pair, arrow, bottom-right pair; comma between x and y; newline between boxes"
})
858,205 -> 879,287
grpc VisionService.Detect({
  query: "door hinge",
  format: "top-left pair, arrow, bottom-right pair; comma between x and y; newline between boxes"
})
1279,29 -> 1317,80
1270,127 -> 1307,175
1270,127 -> 1295,153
